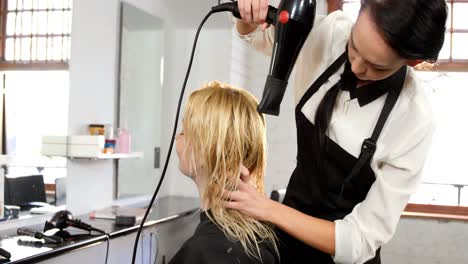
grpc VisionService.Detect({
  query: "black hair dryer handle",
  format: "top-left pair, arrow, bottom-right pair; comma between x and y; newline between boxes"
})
259,0 -> 317,116
211,2 -> 277,24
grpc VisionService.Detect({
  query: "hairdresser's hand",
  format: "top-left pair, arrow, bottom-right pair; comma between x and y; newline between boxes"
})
225,165 -> 275,222
237,0 -> 271,34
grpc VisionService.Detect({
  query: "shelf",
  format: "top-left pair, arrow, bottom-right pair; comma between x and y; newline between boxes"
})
67,152 -> 144,160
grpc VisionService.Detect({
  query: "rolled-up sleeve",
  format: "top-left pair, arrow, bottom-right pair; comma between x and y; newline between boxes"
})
234,22 -> 275,56
333,121 -> 435,264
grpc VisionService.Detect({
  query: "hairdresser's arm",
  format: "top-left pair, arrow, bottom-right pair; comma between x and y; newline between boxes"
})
226,120 -> 433,263
270,201 -> 337,254
225,169 -> 336,255
236,20 -> 260,35
235,0 -> 274,56
236,0 -> 269,33
327,0 -> 344,14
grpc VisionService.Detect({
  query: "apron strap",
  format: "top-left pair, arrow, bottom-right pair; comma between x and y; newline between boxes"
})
340,66 -> 407,196
297,51 -> 348,110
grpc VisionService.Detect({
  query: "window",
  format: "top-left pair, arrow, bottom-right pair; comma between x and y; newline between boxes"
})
3,71 -> 69,185
439,1 -> 468,67
0,0 -> 72,70
341,1 -> 468,213
0,1 -> 72,213
409,72 -> 468,207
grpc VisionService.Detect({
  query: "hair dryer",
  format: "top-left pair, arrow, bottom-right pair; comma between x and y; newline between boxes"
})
213,0 -> 317,115
44,210 -> 105,234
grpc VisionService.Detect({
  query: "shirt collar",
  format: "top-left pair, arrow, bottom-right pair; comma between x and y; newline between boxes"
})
340,59 -> 407,107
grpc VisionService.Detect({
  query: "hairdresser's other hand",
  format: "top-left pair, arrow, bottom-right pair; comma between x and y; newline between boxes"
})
237,0 -> 271,33
225,165 -> 275,222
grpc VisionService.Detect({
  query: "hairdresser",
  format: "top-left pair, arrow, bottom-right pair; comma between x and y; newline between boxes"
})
225,0 -> 447,263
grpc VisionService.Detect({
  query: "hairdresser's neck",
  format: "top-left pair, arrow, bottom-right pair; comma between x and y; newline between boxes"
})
357,80 -> 373,87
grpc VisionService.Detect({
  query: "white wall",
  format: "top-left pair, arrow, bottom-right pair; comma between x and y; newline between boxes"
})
67,0 -> 121,214
382,218 -> 468,264
67,0 -> 231,212
162,27 -> 233,198
67,0 -> 174,213
161,0 -> 327,199
230,28 -> 297,195
228,0 -> 327,197
67,0 -> 324,211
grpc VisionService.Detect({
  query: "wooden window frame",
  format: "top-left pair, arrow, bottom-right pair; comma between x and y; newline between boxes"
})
435,0 -> 468,71
403,204 -> 468,221
330,0 -> 468,220
0,0 -> 70,71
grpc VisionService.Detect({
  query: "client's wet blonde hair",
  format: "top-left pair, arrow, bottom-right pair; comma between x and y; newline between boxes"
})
183,80 -> 278,261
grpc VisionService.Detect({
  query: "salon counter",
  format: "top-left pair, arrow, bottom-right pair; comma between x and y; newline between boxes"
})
0,196 -> 200,264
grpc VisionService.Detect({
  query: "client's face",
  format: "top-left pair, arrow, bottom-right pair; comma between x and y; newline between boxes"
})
175,130 -> 193,178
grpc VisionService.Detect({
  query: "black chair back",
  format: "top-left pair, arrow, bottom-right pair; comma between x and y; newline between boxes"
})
4,175 -> 46,209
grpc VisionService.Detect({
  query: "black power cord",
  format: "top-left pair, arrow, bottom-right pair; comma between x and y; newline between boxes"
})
84,227 -> 109,264
85,227 -> 109,264
104,234 -> 110,264
219,0 -> 236,5
131,8 -> 219,264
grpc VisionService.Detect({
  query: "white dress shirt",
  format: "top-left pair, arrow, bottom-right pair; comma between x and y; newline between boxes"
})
236,11 -> 434,264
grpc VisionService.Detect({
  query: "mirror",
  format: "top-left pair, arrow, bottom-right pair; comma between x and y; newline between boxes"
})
117,2 -> 164,198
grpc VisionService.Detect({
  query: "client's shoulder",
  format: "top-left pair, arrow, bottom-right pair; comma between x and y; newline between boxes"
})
174,216 -> 279,263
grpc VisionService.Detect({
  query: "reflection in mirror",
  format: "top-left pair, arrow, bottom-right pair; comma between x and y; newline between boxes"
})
117,3 -> 164,198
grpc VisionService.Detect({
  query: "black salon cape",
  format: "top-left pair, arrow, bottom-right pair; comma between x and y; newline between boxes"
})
169,211 -> 279,264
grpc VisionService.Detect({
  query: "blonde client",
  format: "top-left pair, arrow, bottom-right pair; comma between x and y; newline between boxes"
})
169,81 -> 279,263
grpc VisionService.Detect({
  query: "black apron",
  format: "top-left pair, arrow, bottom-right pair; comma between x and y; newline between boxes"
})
278,51 -> 406,264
